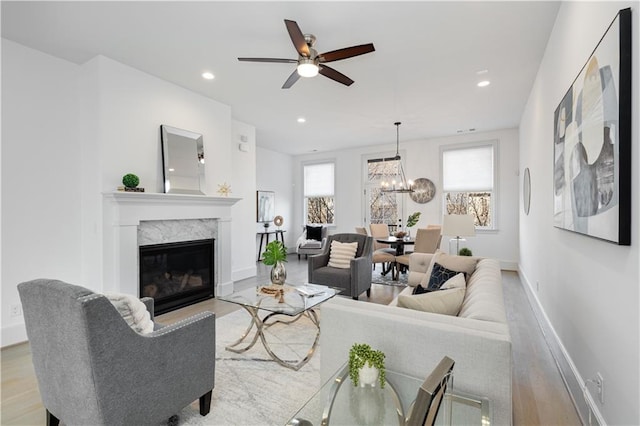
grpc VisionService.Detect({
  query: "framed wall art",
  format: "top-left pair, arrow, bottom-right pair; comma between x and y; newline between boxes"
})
553,8 -> 631,245
256,190 -> 275,223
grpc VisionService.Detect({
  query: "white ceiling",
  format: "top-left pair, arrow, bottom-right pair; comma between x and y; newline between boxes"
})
1,1 -> 560,155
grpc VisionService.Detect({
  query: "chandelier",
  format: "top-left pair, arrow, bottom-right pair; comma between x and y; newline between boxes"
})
380,122 -> 414,193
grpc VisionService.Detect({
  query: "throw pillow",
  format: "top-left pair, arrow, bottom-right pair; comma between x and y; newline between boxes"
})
327,240 -> 358,269
397,288 -> 465,316
426,262 -> 460,290
421,250 -> 479,287
105,293 -> 154,334
306,225 -> 323,241
441,273 -> 466,290
412,285 -> 435,295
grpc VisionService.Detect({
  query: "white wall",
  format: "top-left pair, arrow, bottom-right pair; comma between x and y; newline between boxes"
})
1,42 -> 258,346
255,147 -> 295,255
519,2 -> 639,424
232,120 -> 257,281
292,128 -> 520,267
1,39 -> 82,345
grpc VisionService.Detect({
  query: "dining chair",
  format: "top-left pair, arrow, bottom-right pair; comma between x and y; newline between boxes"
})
369,223 -> 397,279
396,227 -> 442,270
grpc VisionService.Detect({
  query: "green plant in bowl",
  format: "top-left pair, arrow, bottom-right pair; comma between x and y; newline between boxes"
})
406,212 -> 421,228
459,247 -> 473,256
261,240 -> 287,266
349,343 -> 386,388
122,173 -> 140,188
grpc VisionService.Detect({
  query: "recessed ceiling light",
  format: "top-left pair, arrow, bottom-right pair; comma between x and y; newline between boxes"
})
202,72 -> 215,80
477,80 -> 490,87
297,117 -> 306,123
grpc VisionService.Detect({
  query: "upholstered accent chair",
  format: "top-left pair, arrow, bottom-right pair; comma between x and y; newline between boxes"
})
396,227 -> 442,269
18,279 -> 216,426
308,233 -> 373,299
296,225 -> 328,259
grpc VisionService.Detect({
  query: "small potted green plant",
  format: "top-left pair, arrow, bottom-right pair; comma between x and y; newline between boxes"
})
122,173 -> 144,192
459,247 -> 473,256
262,240 -> 288,285
406,211 -> 421,228
405,211 -> 421,238
349,343 -> 386,388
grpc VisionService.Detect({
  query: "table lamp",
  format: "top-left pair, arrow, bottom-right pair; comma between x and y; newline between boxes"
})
441,214 -> 476,255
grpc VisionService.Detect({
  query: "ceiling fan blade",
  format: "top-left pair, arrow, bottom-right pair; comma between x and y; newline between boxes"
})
319,43 -> 375,63
238,57 -> 297,63
284,19 -> 310,57
282,69 -> 301,89
319,65 -> 354,86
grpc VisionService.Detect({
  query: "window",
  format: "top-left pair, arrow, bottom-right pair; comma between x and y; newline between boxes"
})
442,142 -> 496,229
364,157 -> 401,227
303,162 -> 335,224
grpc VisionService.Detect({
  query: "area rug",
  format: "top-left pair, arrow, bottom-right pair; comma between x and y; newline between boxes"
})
371,267 -> 408,287
174,308 -> 322,425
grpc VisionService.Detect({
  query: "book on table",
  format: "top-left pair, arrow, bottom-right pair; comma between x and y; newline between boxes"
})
295,284 -> 328,296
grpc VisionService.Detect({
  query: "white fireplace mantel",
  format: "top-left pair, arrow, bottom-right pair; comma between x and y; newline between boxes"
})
102,192 -> 241,297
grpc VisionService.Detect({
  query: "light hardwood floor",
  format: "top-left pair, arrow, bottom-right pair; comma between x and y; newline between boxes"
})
1,256 -> 580,425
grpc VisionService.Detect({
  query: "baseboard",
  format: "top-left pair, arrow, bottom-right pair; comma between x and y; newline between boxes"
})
232,265 -> 257,283
500,260 -> 518,271
518,266 -> 606,426
1,323 -> 27,348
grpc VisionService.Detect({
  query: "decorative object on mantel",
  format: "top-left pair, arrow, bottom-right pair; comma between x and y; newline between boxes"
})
274,215 -> 284,229
349,343 -> 386,388
217,182 -> 232,197
261,240 -> 288,285
409,178 -> 436,204
120,173 -> 144,192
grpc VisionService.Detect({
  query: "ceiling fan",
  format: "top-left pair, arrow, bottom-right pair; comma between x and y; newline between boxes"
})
238,19 -> 375,89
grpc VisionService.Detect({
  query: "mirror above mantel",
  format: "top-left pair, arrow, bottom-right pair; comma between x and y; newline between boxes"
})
160,124 -> 205,195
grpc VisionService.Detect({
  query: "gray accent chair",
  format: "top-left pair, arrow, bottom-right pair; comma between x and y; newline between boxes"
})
308,233 -> 373,299
18,279 -> 216,426
296,225 -> 329,259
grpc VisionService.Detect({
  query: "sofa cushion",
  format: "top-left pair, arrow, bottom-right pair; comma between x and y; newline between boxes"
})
397,288 -> 465,316
421,250 -> 479,286
327,240 -> 358,269
306,225 -> 323,241
426,262 -> 460,290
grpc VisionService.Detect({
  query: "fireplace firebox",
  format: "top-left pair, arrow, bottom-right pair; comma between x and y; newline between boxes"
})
139,239 -> 214,315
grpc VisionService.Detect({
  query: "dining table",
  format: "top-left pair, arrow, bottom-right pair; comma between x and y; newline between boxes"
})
375,236 -> 415,280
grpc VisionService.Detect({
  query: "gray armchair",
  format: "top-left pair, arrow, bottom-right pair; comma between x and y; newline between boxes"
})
18,279 -> 215,426
308,233 -> 373,299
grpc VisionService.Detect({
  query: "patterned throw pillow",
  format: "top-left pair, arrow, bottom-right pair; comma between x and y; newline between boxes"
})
426,262 -> 460,290
327,240 -> 358,269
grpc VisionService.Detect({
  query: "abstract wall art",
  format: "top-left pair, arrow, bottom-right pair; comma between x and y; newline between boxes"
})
553,8 -> 631,245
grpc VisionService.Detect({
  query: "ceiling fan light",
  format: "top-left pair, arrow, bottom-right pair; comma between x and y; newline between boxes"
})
297,61 -> 319,78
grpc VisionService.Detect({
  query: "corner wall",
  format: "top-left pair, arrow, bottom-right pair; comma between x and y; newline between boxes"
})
519,2 -> 639,424
1,39 -> 82,345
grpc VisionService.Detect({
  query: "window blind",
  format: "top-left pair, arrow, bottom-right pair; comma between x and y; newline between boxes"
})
443,145 -> 494,192
304,163 -> 335,197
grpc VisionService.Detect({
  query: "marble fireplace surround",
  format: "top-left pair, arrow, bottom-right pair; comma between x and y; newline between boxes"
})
103,192 -> 241,297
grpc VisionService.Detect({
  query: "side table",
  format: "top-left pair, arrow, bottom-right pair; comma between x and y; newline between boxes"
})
286,363 -> 491,425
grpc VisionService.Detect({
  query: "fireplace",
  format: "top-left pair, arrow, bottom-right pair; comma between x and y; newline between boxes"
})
139,239 -> 215,315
